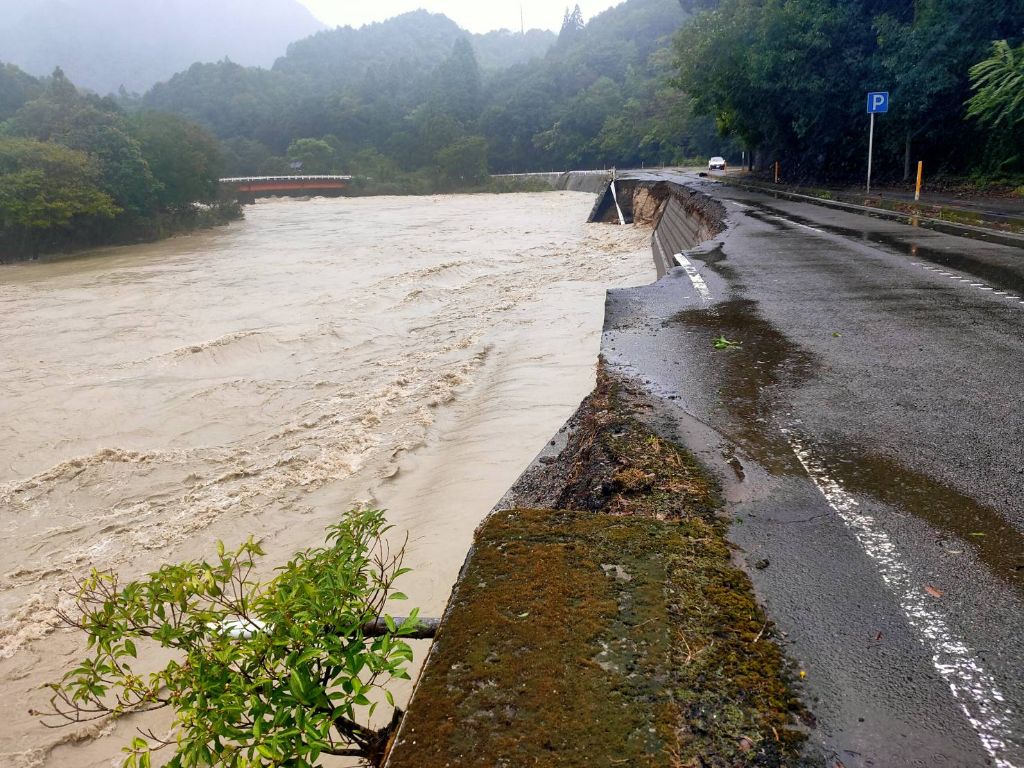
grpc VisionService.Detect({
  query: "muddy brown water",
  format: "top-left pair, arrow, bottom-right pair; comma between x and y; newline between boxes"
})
0,192 -> 655,767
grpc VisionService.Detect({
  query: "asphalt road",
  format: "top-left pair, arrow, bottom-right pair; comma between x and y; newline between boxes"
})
604,171 -> 1024,767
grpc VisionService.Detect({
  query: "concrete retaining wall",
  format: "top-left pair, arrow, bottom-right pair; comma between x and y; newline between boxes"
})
492,170 -> 612,194
588,179 -> 727,275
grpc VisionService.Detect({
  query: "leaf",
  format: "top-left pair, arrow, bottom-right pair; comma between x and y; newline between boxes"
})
924,584 -> 944,598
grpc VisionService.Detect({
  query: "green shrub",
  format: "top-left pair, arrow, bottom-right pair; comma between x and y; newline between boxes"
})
42,509 -> 420,768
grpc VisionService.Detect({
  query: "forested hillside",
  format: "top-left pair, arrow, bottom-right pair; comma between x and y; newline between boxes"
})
675,0 -> 1024,178
0,0 -> 325,95
141,0 -> 728,184
0,65 -> 234,260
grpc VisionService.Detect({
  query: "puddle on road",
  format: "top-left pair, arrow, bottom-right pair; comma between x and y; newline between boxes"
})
742,209 -> 790,231
744,201 -> 1024,295
670,296 -> 1024,591
691,244 -> 740,283
670,298 -> 813,474
827,451 -> 1024,592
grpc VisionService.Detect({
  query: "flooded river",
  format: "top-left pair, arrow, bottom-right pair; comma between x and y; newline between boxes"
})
0,192 -> 654,766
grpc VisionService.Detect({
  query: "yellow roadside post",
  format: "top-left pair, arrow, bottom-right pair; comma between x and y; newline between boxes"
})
915,161 -> 923,202
774,161 -> 780,184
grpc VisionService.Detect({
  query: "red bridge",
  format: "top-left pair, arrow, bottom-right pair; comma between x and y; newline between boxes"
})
220,175 -> 353,201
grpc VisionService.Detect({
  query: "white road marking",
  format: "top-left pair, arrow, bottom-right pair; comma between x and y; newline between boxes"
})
672,252 -> 712,301
654,231 -> 713,302
795,222 -> 826,234
784,431 -> 1019,768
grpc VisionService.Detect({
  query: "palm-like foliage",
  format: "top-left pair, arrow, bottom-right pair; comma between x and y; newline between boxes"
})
967,40 -> 1024,129
967,40 -> 1024,170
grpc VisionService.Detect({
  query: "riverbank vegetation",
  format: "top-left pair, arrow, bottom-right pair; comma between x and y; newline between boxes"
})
41,509 -> 420,768
0,66 -> 238,261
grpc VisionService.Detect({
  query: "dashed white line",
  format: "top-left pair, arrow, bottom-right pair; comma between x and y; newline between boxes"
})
909,264 -> 1024,307
784,430 -> 1019,768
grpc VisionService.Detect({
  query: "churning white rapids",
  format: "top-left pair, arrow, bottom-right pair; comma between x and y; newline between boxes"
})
0,191 -> 655,767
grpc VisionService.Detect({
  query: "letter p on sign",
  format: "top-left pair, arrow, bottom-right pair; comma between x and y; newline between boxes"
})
867,92 -> 889,114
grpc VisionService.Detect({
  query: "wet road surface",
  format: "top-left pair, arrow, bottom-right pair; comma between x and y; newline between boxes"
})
606,172 -> 1024,767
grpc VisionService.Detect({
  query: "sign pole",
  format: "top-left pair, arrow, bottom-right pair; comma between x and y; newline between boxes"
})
865,91 -> 888,196
867,111 -> 875,196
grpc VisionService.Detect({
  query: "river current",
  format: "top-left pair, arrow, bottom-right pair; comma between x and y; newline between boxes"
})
0,192 -> 654,766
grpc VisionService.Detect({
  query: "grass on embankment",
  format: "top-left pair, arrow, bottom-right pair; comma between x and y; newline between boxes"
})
387,369 -> 811,767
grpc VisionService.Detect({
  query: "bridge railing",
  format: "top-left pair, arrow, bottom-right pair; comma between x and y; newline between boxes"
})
219,175 -> 354,183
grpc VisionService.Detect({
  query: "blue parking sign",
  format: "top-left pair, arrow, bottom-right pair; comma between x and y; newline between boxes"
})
867,91 -> 889,114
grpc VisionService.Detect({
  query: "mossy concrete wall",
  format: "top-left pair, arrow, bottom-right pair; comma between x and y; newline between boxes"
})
384,372 -> 809,768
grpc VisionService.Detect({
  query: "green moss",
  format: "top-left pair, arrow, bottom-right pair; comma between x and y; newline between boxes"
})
388,369 -> 808,767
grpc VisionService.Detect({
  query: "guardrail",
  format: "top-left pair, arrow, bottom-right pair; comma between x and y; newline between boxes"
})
219,175 -> 354,183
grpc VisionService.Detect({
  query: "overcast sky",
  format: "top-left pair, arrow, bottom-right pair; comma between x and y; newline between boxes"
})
297,1 -> 624,34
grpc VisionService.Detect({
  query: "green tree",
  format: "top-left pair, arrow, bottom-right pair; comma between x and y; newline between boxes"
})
286,137 -> 337,173
0,136 -> 119,255
967,40 -> 1024,172
43,509 -> 422,768
434,38 -> 483,127
534,76 -> 623,168
435,135 -> 489,186
134,111 -> 224,208
7,69 -> 159,215
675,0 -> 880,176
220,137 -> 277,176
559,5 -> 586,45
0,62 -> 42,122
876,0 -> 1024,178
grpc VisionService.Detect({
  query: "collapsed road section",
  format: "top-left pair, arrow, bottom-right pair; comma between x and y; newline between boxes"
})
387,172 -> 1024,767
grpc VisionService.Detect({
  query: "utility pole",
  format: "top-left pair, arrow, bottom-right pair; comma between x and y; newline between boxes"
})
520,5 -> 525,35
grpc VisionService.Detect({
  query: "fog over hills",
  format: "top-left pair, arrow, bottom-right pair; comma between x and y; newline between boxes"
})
0,0 -> 325,94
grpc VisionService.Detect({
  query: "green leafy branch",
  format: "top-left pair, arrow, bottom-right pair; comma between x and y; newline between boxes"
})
40,508 -> 420,768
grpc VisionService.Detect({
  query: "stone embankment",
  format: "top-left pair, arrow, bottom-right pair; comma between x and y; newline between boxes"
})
385,178 -> 815,767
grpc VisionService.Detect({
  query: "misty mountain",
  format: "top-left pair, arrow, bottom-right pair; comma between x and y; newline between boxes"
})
275,11 -> 555,82
0,0 -> 325,95
144,11 -> 557,148
140,0 -> 707,176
